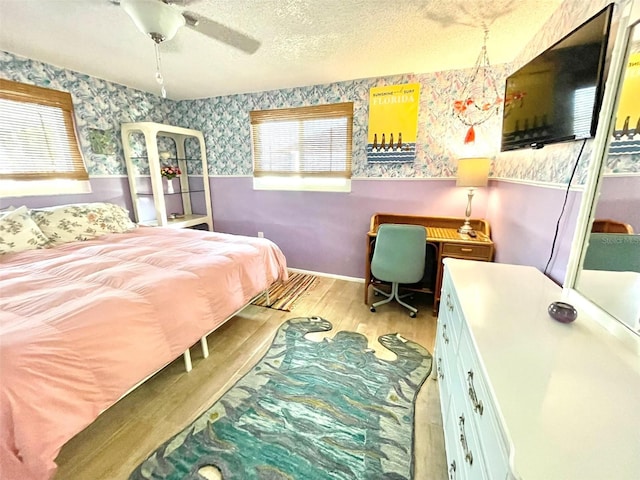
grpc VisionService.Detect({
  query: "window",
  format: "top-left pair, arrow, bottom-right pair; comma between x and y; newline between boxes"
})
573,85 -> 596,138
250,102 -> 353,192
0,79 -> 89,197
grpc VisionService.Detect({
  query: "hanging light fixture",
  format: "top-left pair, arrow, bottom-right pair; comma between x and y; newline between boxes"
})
121,0 -> 186,99
453,25 -> 503,144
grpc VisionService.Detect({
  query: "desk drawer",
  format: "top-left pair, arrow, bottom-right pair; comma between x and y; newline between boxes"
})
442,243 -> 493,260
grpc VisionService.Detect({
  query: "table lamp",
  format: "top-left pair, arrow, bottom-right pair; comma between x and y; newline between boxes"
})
456,157 -> 491,234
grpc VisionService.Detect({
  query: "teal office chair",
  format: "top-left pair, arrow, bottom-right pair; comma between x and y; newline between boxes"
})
370,223 -> 427,317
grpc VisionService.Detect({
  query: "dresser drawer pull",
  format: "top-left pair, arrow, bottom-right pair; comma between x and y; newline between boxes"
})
442,324 -> 450,344
446,293 -> 454,312
460,247 -> 473,252
467,370 -> 484,416
458,414 -> 473,466
437,358 -> 444,380
448,460 -> 456,479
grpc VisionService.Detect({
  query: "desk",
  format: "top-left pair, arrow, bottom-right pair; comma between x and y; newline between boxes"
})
364,213 -> 494,310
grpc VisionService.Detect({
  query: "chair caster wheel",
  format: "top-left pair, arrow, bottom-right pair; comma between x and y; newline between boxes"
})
409,311 -> 417,318
370,307 -> 376,313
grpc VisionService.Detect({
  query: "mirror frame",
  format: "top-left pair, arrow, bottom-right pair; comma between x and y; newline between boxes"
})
564,0 -> 640,348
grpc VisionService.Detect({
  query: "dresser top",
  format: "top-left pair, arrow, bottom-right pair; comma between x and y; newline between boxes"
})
444,258 -> 640,480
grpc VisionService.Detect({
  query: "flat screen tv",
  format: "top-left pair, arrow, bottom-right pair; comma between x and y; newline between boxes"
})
501,4 -> 614,151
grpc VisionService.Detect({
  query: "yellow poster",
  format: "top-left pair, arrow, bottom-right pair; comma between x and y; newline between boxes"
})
368,83 -> 420,163
610,52 -> 640,155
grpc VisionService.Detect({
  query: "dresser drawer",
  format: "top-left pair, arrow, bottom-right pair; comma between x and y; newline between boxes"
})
436,360 -> 451,426
435,337 -> 455,423
457,324 -> 511,480
442,243 -> 493,260
449,390 -> 488,480
438,274 -> 464,348
436,309 -> 459,357
442,391 -> 467,480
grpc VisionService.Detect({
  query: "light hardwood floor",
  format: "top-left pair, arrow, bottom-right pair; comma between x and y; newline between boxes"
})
54,277 -> 447,479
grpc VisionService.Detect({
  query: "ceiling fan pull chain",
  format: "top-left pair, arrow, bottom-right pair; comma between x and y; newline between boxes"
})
154,42 -> 167,99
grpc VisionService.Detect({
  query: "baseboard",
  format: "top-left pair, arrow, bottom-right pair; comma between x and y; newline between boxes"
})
288,267 -> 364,283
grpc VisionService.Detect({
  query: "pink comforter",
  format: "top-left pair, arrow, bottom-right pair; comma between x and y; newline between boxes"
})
0,228 -> 288,480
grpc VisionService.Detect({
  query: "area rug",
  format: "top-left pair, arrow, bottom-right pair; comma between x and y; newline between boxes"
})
251,272 -> 318,311
130,316 -> 433,480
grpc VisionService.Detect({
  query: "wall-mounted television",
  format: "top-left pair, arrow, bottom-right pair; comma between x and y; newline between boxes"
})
500,4 -> 614,152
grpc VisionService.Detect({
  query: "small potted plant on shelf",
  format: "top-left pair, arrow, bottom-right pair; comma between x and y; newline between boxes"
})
161,165 -> 181,194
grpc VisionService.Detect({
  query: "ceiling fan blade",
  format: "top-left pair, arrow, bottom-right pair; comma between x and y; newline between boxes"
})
183,12 -> 260,54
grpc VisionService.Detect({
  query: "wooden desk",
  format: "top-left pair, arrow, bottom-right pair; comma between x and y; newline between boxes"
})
364,213 -> 495,310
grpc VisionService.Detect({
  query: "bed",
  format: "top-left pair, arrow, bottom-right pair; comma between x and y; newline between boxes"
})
0,205 -> 288,480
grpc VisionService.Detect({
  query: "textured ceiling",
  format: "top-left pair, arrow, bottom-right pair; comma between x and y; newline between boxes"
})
0,0 -> 567,100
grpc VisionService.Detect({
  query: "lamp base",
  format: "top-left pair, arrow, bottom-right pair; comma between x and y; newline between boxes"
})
458,222 -> 475,235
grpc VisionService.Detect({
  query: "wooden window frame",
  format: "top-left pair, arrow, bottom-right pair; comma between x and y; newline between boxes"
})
250,102 -> 353,181
0,79 -> 88,183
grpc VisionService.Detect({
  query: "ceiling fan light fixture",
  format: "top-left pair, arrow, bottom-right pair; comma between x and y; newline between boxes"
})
120,0 -> 185,43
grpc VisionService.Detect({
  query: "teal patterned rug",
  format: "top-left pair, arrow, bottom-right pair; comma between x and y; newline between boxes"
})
130,316 -> 433,480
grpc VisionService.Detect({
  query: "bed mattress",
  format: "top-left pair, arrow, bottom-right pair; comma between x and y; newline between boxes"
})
0,227 -> 288,479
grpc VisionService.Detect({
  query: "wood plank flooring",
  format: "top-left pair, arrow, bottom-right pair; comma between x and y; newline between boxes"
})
54,277 -> 447,479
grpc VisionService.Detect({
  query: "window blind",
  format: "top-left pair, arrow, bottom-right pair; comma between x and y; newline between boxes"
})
250,102 -> 353,178
573,86 -> 596,138
0,79 -> 88,181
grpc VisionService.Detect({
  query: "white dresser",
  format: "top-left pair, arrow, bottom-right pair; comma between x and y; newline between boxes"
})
436,259 -> 640,480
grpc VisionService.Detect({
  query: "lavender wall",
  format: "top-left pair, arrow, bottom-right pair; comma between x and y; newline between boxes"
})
596,176 -> 640,233
6,174 -> 634,287
210,177 -> 487,279
487,181 -> 583,284
0,178 -> 133,212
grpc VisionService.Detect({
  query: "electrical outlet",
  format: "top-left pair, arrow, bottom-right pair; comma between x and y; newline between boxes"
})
257,231 -> 264,238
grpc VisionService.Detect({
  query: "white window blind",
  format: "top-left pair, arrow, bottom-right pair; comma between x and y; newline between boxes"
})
250,102 -> 353,178
0,79 -> 88,181
573,85 -> 596,138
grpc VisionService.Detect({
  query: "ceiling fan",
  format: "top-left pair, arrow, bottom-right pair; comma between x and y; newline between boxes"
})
113,0 -> 261,53
111,0 -> 260,97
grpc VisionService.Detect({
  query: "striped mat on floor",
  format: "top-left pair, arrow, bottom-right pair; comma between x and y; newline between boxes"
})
251,272 -> 318,311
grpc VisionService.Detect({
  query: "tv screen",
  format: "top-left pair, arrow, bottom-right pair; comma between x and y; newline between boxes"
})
501,4 -> 614,151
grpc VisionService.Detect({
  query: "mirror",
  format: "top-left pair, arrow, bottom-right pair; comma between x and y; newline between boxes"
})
568,2 -> 640,338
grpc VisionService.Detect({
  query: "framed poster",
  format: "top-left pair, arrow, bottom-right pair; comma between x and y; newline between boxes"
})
367,83 -> 420,163
610,51 -> 640,155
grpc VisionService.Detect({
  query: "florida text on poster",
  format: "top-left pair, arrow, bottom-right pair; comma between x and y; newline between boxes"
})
367,83 -> 420,163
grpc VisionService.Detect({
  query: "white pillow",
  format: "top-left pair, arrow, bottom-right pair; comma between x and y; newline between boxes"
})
0,206 -> 50,255
31,202 -> 137,245
0,205 -> 17,218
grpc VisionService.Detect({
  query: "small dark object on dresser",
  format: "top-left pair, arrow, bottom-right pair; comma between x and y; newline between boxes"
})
548,301 -> 578,323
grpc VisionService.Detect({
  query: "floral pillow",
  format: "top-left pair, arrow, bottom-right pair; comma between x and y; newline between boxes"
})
0,206 -> 50,255
31,202 -> 137,245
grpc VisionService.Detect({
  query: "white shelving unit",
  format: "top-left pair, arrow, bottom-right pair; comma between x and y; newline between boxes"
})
121,122 -> 213,231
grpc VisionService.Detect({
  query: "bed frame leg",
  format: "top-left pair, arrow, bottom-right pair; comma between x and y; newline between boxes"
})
200,336 -> 209,358
183,349 -> 193,372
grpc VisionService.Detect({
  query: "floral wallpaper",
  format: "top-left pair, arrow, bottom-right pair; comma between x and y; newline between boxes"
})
2,48 -> 504,180
1,0 -> 637,185
0,50 -> 176,176
170,66 -> 509,179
